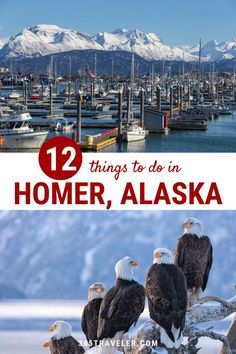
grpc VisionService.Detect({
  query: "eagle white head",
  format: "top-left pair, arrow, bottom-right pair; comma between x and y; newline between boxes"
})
88,282 -> 105,301
115,256 -> 138,281
48,320 -> 72,340
183,217 -> 204,237
153,248 -> 173,265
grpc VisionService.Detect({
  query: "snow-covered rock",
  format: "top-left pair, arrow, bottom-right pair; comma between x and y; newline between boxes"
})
0,25 -> 195,61
0,39 -> 5,49
1,25 -> 236,62
189,38 -> 236,61
93,28 -> 195,61
0,24 -> 103,59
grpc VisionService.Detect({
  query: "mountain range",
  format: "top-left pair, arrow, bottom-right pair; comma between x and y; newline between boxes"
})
0,210 -> 235,300
0,24 -> 236,63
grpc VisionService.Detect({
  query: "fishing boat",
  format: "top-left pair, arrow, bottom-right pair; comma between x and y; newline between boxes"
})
0,111 -> 49,150
53,118 -> 74,133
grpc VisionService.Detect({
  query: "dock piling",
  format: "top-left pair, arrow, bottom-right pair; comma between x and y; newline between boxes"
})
50,84 -> 53,115
180,84 -> 183,111
91,83 -> 94,107
118,89 -> 123,141
140,88 -> 145,128
188,84 -> 191,107
76,93 -> 82,142
127,88 -> 131,124
156,85 -> 161,111
24,81 -> 28,108
177,83 -> 180,108
170,86 -> 173,118
41,81 -> 44,101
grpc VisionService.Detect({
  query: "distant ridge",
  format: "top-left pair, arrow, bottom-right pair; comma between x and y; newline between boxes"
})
0,24 -> 195,61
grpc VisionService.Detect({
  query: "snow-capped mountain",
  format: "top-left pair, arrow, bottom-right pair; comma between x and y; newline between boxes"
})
0,24 -> 196,61
0,24 -> 103,59
0,24 -> 236,65
188,38 -> 236,61
93,28 -> 195,61
0,39 -> 5,49
0,211 -> 235,300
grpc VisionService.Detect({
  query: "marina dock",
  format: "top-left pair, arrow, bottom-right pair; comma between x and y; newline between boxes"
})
79,128 -> 118,151
1,66 -> 236,152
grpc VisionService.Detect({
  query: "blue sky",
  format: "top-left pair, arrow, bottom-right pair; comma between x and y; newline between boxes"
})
0,0 -> 235,45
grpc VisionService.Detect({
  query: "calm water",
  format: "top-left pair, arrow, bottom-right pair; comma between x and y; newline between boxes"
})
1,87 -> 236,152
50,112 -> 236,153
105,111 -> 236,152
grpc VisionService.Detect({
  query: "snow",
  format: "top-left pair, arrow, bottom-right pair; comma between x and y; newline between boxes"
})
0,300 -> 233,354
1,24 -> 235,61
0,210 -> 236,300
93,28 -> 195,61
0,330 -> 226,354
188,37 -> 236,60
0,25 -> 195,61
0,24 -> 103,59
0,39 -> 5,49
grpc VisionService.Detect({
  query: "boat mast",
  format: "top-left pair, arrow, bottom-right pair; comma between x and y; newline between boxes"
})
130,52 -> 135,119
197,38 -> 202,104
94,52 -> 97,81
233,64 -> 235,98
212,61 -> 215,101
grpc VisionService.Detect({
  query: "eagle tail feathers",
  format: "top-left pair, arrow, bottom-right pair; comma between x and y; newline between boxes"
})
160,325 -> 183,349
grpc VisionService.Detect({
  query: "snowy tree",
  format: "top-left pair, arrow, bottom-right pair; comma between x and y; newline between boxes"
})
119,289 -> 236,354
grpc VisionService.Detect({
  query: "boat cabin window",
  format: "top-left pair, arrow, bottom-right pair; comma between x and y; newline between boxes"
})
14,121 -> 24,128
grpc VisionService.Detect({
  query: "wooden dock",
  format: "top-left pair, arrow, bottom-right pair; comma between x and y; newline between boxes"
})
79,128 -> 118,151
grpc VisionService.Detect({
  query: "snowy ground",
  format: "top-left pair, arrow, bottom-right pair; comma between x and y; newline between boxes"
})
0,300 -> 233,354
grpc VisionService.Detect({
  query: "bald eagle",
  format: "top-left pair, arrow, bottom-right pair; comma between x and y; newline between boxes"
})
81,282 -> 105,347
145,248 -> 187,349
97,256 -> 145,353
174,217 -> 213,307
43,320 -> 85,354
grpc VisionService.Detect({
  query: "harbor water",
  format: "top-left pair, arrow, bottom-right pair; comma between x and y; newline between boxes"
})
109,112 -> 236,152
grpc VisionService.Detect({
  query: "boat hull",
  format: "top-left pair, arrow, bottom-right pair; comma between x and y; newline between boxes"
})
123,131 -> 147,142
0,131 -> 48,150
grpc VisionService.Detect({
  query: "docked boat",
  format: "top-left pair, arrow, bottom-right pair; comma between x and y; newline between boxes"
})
123,53 -> 149,142
168,118 -> 207,131
8,91 -> 21,99
53,118 -> 74,133
0,111 -> 49,150
123,123 -> 149,142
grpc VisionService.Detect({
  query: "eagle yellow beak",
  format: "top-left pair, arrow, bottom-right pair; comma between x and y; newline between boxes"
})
96,287 -> 103,293
43,342 -> 50,348
183,222 -> 191,229
154,250 -> 160,259
49,324 -> 57,332
131,260 -> 138,267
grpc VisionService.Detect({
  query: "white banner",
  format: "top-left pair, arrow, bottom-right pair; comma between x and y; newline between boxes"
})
0,152 -> 234,210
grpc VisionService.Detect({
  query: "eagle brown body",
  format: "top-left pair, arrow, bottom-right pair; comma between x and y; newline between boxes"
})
81,298 -> 103,347
47,336 -> 85,354
146,263 -> 187,346
174,233 -> 213,307
97,278 -> 145,340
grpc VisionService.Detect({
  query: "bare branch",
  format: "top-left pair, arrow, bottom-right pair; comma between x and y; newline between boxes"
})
197,296 -> 236,309
188,329 -> 232,354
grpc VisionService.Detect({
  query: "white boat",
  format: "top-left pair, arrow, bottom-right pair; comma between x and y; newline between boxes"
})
0,111 -> 49,150
53,118 -> 73,133
123,123 -> 148,142
8,91 -> 21,99
123,53 -> 149,143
